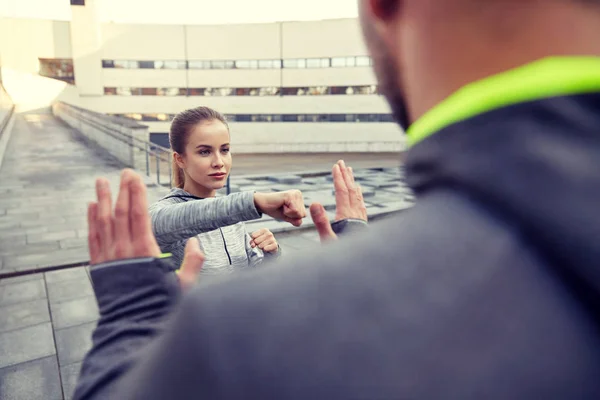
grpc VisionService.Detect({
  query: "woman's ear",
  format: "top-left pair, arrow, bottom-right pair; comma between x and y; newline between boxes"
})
173,152 -> 185,169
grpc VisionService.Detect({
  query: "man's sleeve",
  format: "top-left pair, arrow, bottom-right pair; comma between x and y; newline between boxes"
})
73,258 -> 181,400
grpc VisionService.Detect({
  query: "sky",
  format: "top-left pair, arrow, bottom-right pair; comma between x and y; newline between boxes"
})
0,0 -> 359,24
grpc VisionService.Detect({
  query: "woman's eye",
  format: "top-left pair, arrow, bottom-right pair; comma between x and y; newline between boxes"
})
221,148 -> 230,154
199,150 -> 210,156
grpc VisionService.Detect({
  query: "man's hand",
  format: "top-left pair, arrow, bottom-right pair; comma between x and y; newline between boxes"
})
310,160 -> 368,242
250,228 -> 279,253
254,190 -> 306,227
88,169 -> 161,265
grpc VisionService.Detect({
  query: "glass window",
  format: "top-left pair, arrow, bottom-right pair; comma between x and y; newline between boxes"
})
320,58 -> 331,68
125,113 -> 143,121
156,113 -> 170,121
215,88 -> 233,96
346,57 -> 356,67
258,60 -> 275,69
204,88 -> 214,96
162,60 -> 186,69
225,114 -> 236,122
102,60 -> 115,68
188,88 -> 204,96
308,86 -> 328,95
236,60 -> 258,69
346,114 -> 357,122
139,61 -> 154,69
306,58 -> 321,68
235,88 -> 250,96
330,86 -> 347,95
356,56 -> 371,67
188,60 -> 210,69
346,87 -> 355,95
272,60 -> 282,69
236,115 -> 252,122
282,115 -> 298,122
380,114 -> 395,122
104,87 -> 117,95
331,57 -> 346,68
144,114 -> 159,121
157,88 -> 180,96
259,87 -> 279,96
141,88 -> 157,95
330,114 -> 346,122
39,58 -> 75,84
283,59 -> 306,69
281,87 -> 298,96
178,88 -> 188,96
211,61 -> 226,69
116,87 -> 132,96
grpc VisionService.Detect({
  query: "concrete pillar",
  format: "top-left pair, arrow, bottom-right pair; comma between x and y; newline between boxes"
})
69,0 -> 103,96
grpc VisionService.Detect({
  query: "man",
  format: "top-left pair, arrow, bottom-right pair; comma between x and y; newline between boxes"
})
75,0 -> 600,398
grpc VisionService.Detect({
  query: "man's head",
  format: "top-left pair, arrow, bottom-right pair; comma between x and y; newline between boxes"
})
358,0 -> 600,131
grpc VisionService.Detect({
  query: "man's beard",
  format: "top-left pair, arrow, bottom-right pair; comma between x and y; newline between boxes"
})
375,51 -> 411,131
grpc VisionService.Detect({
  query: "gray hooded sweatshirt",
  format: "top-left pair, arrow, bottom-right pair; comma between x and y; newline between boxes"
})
149,188 -> 280,275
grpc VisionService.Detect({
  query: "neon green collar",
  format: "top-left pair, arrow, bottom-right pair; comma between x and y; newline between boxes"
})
407,56 -> 600,146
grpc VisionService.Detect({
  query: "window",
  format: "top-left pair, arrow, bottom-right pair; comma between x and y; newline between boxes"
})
39,58 -> 74,84
259,87 -> 279,96
306,58 -> 323,68
380,114 -> 395,122
141,88 -> 157,96
102,60 -> 115,68
308,86 -> 328,95
258,59 -> 280,69
283,59 -> 306,69
210,60 -> 234,69
346,57 -> 356,67
236,60 -> 258,69
114,60 -> 138,69
70,0 -> 85,5
162,60 -> 186,69
188,60 -> 210,69
215,88 -> 233,96
156,113 -> 170,121
139,61 -> 154,69
330,114 -> 346,122
104,87 -> 117,95
281,87 -> 299,96
282,115 -> 298,122
188,88 -> 205,96
331,57 -> 346,68
116,87 -> 132,96
356,56 -> 371,67
330,86 -> 348,95
236,115 -> 252,122
157,88 -> 181,96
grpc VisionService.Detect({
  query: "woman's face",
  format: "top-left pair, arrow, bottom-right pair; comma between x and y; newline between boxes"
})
176,119 -> 232,197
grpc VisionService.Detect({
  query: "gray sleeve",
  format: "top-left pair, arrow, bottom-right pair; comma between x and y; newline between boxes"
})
150,191 -> 262,249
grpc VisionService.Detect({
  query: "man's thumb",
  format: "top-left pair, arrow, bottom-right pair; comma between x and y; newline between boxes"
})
179,238 -> 204,290
310,203 -> 337,242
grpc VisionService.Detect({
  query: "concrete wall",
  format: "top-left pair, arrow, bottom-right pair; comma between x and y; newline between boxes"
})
1,16 -> 406,153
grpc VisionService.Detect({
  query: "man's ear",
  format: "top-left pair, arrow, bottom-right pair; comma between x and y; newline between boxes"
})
369,0 -> 401,22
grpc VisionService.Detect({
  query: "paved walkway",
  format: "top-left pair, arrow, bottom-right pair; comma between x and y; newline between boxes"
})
0,114 -> 168,275
0,112 -> 413,399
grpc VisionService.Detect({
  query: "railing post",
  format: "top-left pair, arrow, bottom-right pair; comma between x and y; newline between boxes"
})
145,143 -> 150,177
226,176 -> 231,195
167,151 -> 172,188
155,151 -> 161,186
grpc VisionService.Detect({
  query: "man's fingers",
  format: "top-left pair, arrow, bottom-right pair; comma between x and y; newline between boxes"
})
179,238 -> 204,290
310,203 -> 337,242
87,202 -> 102,265
95,178 -> 114,253
128,171 -> 160,257
333,164 -> 350,212
283,190 -> 306,220
338,160 -> 356,194
356,185 -> 368,221
113,170 -> 133,258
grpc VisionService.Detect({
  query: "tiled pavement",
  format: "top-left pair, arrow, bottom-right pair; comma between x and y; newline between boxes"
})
0,113 -> 413,399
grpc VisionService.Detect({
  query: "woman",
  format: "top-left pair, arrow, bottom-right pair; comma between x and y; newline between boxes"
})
149,106 -> 281,275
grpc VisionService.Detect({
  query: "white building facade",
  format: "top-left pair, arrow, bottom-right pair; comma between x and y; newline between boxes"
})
0,0 -> 405,153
